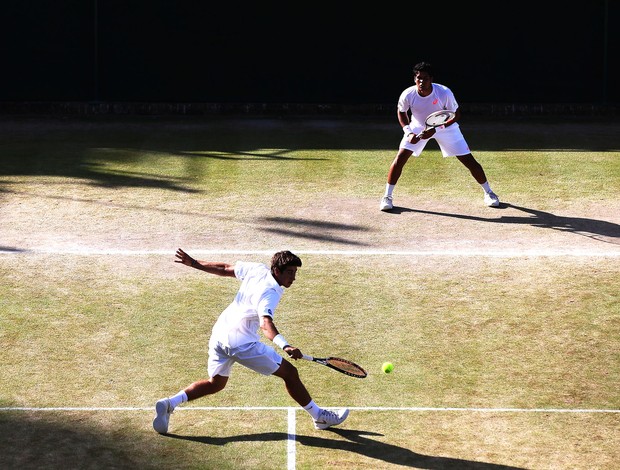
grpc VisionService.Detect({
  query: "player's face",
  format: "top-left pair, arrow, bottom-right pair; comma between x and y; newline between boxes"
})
415,71 -> 433,96
275,266 -> 298,288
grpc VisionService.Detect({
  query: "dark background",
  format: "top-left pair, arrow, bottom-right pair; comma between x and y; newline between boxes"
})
1,1 -> 618,105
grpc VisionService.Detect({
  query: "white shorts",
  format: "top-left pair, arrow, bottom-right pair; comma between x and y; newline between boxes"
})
207,340 -> 283,377
399,124 -> 470,157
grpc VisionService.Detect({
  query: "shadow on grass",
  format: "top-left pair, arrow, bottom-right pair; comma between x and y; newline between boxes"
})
389,202 -> 620,244
167,428 -> 526,469
0,156 -> 202,193
0,411 -> 160,470
0,410 -> 527,469
1,117 -> 618,194
0,245 -> 27,253
259,216 -> 372,247
0,188 -> 373,247
0,118 -> 329,193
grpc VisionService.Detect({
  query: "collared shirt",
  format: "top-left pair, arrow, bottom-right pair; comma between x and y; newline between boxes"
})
210,261 -> 283,348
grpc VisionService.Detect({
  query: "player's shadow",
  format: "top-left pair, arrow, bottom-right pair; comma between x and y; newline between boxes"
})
390,202 -> 620,244
166,429 -> 525,469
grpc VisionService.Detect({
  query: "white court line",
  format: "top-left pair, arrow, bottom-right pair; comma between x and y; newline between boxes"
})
1,406 -> 618,413
1,248 -> 620,257
287,407 -> 297,470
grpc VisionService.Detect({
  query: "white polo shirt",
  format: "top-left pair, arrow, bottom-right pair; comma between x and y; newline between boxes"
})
210,261 -> 283,348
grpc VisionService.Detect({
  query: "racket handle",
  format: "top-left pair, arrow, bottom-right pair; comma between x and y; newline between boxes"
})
302,354 -> 313,361
415,127 -> 431,139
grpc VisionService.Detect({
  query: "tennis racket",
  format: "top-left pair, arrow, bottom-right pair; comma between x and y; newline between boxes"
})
415,109 -> 455,138
302,354 -> 367,378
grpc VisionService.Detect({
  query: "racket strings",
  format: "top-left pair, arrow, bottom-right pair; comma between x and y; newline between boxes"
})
426,114 -> 451,126
326,358 -> 367,377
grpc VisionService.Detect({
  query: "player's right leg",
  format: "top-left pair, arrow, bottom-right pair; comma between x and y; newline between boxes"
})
153,343 -> 233,434
381,147 -> 415,211
153,375 -> 229,434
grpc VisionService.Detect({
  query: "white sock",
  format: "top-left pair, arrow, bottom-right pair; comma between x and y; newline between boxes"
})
303,400 -> 321,420
385,184 -> 395,197
169,391 -> 188,409
481,182 -> 492,193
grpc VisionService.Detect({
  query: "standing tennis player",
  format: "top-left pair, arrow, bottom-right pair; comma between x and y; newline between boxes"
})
153,248 -> 349,434
380,61 -> 500,211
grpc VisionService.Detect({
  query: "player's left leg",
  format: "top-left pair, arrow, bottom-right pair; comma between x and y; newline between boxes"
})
272,359 -> 311,406
456,153 -> 486,184
273,360 -> 349,430
457,154 -> 500,207
436,127 -> 501,207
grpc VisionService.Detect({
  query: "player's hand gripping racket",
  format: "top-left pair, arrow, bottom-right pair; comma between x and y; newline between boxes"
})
302,354 -> 367,378
415,109 -> 455,138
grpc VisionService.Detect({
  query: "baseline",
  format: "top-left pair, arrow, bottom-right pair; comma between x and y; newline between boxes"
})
1,248 -> 619,257
2,406 -> 619,413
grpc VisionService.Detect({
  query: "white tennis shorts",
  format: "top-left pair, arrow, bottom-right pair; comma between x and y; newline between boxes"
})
207,340 -> 283,377
399,124 -> 470,157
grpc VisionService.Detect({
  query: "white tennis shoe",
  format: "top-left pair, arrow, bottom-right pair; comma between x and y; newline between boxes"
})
484,191 -> 500,207
380,196 -> 393,211
313,408 -> 350,430
153,398 -> 174,434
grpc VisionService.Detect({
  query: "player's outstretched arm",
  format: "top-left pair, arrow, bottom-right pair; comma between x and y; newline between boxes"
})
174,248 -> 235,277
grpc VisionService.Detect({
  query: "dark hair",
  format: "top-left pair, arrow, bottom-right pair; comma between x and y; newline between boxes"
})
413,61 -> 434,77
271,250 -> 302,273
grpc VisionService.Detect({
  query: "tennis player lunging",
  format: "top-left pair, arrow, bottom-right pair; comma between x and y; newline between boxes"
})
153,248 -> 349,434
380,61 -> 500,211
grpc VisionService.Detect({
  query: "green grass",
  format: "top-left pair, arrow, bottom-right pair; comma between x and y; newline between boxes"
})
0,115 -> 619,469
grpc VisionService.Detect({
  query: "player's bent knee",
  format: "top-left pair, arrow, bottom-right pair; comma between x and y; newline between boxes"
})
209,375 -> 228,393
274,359 -> 300,381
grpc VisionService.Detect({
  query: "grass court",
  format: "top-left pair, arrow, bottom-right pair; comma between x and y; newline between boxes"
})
1,114 -> 619,469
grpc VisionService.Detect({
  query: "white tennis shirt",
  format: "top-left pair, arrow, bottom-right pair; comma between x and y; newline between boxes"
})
397,83 -> 460,129
210,261 -> 284,348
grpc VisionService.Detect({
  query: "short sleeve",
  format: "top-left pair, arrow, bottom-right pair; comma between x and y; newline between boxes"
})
257,288 -> 280,318
233,261 -> 247,280
443,87 -> 459,111
397,86 -> 415,113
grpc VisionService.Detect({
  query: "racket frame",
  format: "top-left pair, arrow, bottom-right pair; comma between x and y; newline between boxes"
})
302,354 -> 367,378
415,109 -> 456,138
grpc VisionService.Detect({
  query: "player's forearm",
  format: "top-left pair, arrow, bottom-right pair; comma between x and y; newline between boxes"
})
191,260 -> 234,276
447,107 -> 461,126
397,111 -> 410,128
260,317 -> 280,341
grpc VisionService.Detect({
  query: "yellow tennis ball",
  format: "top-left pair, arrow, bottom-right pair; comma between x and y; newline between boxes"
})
382,362 -> 394,374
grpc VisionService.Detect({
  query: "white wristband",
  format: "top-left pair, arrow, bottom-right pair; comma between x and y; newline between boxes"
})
273,334 -> 289,349
402,124 -> 413,135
